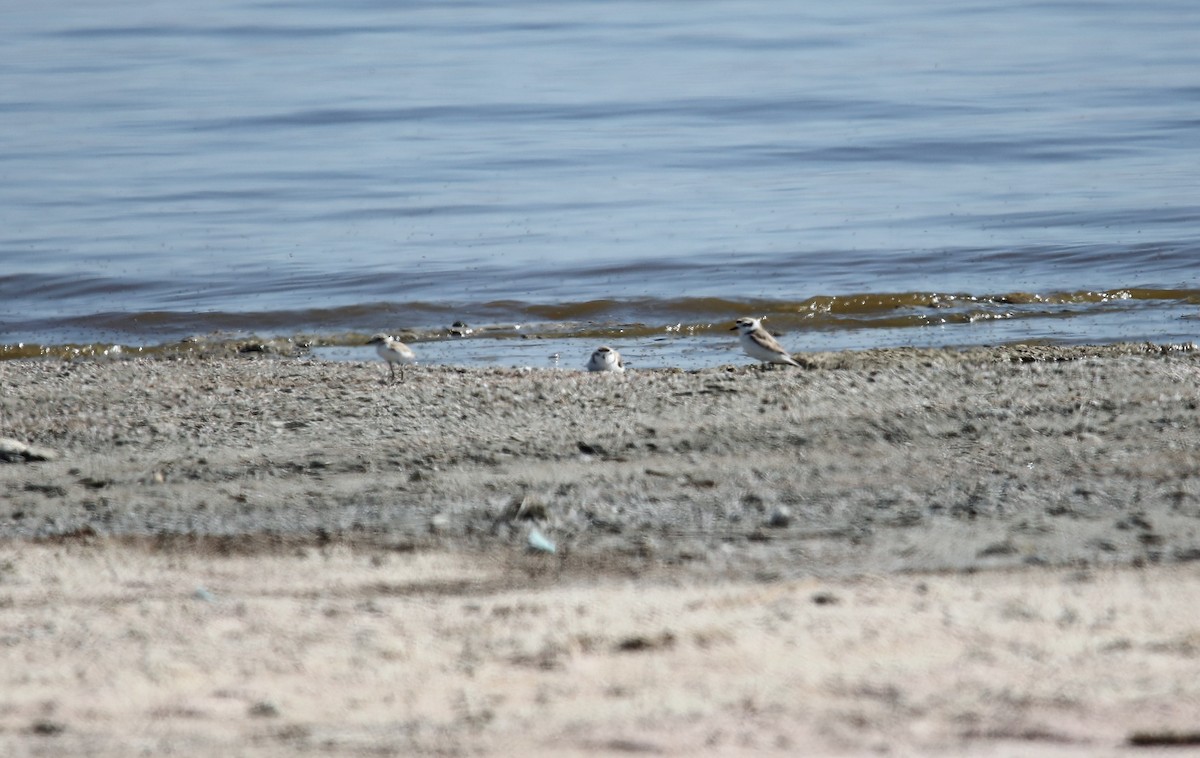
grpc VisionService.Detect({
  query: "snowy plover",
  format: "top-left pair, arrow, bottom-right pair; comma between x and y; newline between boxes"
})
731,317 -> 801,368
366,333 -> 417,382
586,345 -> 625,373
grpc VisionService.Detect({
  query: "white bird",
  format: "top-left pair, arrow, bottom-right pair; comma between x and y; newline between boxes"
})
730,317 -> 801,368
366,333 -> 417,382
586,345 -> 625,373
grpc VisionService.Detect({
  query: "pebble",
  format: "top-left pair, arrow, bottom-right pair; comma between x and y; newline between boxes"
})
811,591 -> 839,606
429,513 -> 451,533
765,506 -> 792,528
0,438 -> 59,463
247,701 -> 280,718
29,719 -> 66,736
505,493 -> 548,521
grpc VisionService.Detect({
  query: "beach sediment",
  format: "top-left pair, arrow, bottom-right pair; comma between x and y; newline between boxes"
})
3,343 -> 1199,572
1,345 -> 1199,754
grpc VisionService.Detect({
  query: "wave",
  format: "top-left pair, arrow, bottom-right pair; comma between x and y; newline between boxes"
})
3,287 -> 1196,359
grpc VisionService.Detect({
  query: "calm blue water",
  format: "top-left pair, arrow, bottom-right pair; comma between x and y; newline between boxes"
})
2,0 -> 1199,363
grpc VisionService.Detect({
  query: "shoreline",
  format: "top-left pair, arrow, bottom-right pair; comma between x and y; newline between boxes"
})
2,345 -> 1200,754
4,329 -> 1197,371
5,283 -> 1200,364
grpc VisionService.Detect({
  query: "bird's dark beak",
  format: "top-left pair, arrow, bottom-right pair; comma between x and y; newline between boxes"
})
729,325 -> 738,331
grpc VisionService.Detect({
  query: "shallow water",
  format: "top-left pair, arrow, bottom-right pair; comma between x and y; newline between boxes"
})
3,0 -> 1199,363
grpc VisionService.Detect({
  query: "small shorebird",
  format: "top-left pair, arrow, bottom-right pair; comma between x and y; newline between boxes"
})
586,345 -> 625,373
366,333 -> 416,382
731,317 -> 801,368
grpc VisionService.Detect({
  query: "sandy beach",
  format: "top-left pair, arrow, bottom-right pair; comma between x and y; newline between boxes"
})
2,344 -> 1200,755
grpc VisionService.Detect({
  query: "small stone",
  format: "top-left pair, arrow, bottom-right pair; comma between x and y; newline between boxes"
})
0,438 -> 60,463
765,506 -> 792,528
577,441 -> 605,456
504,494 -> 548,521
30,720 -> 65,736
429,513 -> 451,533
812,591 -> 839,606
1128,730 -> 1200,747
977,540 -> 1019,557
248,701 -> 280,718
614,631 -> 676,653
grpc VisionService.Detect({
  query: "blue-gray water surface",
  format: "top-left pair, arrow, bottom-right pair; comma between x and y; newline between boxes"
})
3,0 -> 1199,367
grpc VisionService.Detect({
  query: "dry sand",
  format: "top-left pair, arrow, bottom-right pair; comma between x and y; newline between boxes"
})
1,344 -> 1200,755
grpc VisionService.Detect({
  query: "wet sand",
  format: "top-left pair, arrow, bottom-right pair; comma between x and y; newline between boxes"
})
2,344 -> 1199,755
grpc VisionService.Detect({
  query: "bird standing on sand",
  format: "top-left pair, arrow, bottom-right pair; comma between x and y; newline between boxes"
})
586,345 -> 625,373
731,317 -> 801,368
367,333 -> 417,382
